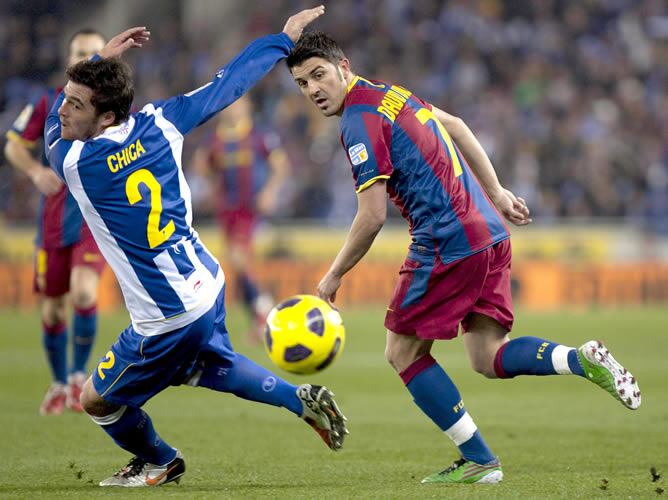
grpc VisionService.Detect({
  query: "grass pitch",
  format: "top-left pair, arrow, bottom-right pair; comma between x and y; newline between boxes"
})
1,306 -> 666,498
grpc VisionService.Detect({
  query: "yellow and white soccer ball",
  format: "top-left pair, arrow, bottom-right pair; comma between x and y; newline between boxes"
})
264,294 -> 345,374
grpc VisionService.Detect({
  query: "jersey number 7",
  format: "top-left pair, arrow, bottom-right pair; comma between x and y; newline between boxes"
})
125,169 -> 176,248
415,108 -> 463,177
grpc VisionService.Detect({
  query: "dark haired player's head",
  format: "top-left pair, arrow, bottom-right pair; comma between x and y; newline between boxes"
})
67,28 -> 106,67
59,58 -> 134,140
287,31 -> 353,117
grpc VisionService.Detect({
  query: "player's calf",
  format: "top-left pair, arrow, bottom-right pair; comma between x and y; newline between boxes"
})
297,384 -> 348,451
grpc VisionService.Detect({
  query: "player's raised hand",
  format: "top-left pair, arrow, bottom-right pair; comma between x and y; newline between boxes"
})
99,27 -> 150,59
492,188 -> 532,226
31,166 -> 63,196
283,5 -> 325,42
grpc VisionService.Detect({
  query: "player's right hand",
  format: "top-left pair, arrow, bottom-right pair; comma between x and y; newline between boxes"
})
283,5 -> 325,42
99,26 -> 151,59
31,166 -> 63,196
492,188 -> 532,226
317,271 -> 341,305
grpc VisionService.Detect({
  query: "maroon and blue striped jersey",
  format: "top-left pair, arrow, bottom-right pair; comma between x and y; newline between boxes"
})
340,76 -> 509,264
6,87 -> 86,249
203,120 -> 279,213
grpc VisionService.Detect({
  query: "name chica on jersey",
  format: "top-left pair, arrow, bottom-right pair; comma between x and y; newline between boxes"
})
107,138 -> 146,173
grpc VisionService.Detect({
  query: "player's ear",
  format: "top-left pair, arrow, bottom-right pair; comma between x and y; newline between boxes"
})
338,58 -> 351,77
99,110 -> 116,128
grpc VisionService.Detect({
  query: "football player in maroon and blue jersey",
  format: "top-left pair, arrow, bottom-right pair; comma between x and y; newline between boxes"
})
4,29 -> 107,416
193,95 -> 288,343
287,31 -> 640,484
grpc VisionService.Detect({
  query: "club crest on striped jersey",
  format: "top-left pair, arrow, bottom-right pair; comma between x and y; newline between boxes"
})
348,143 -> 369,166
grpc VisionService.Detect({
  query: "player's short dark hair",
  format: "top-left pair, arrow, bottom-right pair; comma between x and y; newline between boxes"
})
286,31 -> 346,69
68,28 -> 106,48
66,58 -> 134,125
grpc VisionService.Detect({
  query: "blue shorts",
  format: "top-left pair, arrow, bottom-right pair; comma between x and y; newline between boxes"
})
92,287 -> 235,407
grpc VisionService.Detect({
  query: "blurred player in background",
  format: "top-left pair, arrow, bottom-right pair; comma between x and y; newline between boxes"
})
193,95 -> 288,343
45,8 -> 347,488
4,29 -> 107,416
288,31 -> 640,485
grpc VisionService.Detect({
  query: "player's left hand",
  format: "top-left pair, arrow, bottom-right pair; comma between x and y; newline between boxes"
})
492,188 -> 532,226
99,27 -> 150,59
317,272 -> 341,304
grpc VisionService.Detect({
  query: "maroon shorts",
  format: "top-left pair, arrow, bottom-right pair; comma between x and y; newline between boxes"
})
34,232 -> 105,297
384,239 -> 514,340
217,208 -> 257,247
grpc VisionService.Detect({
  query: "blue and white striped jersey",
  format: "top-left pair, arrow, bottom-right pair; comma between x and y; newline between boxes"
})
45,33 -> 294,336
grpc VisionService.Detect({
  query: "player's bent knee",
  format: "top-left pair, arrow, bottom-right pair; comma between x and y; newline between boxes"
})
41,297 -> 67,326
384,339 -> 408,372
71,289 -> 97,309
385,332 -> 431,374
81,378 -> 118,417
384,345 -> 400,371
70,267 -> 99,309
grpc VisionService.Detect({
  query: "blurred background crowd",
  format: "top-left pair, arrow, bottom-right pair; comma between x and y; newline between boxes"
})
1,0 -> 667,232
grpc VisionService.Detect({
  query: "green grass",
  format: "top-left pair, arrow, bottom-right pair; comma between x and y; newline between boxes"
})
1,306 -> 667,498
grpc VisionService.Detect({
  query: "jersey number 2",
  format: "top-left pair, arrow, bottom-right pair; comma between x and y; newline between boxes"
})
125,169 -> 175,248
415,108 -> 463,177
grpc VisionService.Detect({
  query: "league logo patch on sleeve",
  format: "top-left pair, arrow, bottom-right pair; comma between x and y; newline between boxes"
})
348,143 -> 369,166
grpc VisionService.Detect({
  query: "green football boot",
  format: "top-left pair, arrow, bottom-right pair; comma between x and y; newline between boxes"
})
577,340 -> 641,410
421,458 -> 503,484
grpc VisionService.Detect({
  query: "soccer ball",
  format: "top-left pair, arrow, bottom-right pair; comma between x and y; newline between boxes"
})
264,294 -> 345,374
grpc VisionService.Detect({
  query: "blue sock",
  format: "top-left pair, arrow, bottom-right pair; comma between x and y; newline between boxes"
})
43,322 -> 67,384
72,306 -> 97,374
401,355 -> 495,464
96,406 -> 176,465
237,273 -> 259,311
494,336 -> 585,378
197,352 -> 302,416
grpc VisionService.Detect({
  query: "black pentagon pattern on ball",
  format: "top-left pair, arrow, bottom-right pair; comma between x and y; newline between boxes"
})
284,344 -> 313,362
264,325 -> 273,352
316,337 -> 341,371
276,297 -> 302,310
306,307 -> 325,336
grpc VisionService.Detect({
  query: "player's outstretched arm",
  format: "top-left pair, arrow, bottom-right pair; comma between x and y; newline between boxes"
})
155,7 -> 325,136
432,106 -> 532,226
317,180 -> 387,303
